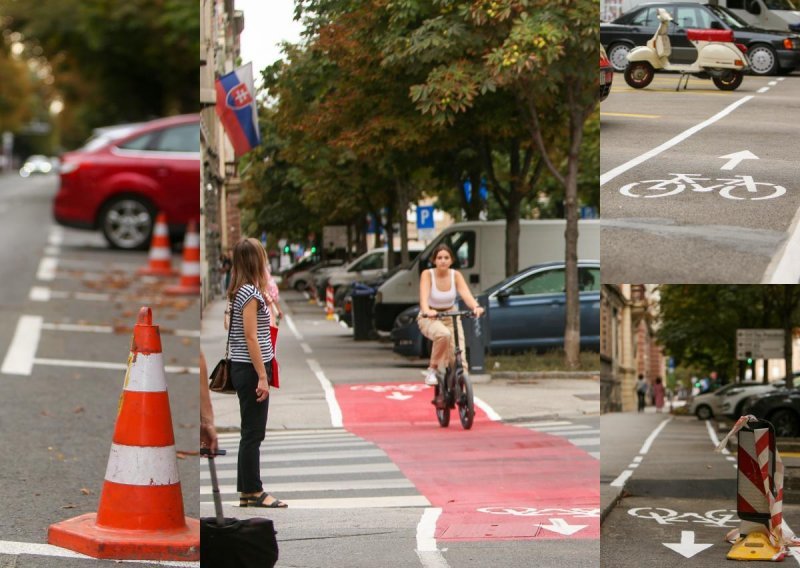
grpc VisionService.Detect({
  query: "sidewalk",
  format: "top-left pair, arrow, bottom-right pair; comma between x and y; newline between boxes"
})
201,289 -> 600,431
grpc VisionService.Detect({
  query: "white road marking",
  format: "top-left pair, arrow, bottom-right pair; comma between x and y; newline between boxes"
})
540,517 -> 587,536
203,478 -> 415,494
763,203 -> 800,284
74,292 -> 111,301
640,417 -> 672,454
600,95 -> 753,186
1,315 -> 43,375
473,396 -> 502,421
285,313 -> 303,340
36,257 -> 58,281
416,507 -> 450,568
300,342 -> 312,354
633,456 -> 643,463
0,540 -> 197,566
758,86 -> 770,93
29,286 -> 55,301
204,496 -> 431,509
768,81 -> 777,86
33,358 -> 198,374
663,530 -> 713,558
201,462 -> 399,480
307,358 -> 343,428
48,227 -> 64,246
718,150 -> 758,171
44,245 -> 60,256
610,469 -> 633,488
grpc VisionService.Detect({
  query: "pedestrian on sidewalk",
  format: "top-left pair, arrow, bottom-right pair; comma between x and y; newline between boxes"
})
219,250 -> 232,295
635,374 -> 647,412
228,237 -> 287,508
417,244 -> 484,386
654,376 -> 666,413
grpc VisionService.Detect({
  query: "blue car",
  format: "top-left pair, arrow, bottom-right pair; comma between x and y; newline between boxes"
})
391,260 -> 600,356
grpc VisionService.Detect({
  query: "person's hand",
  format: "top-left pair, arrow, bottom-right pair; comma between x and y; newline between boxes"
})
256,376 -> 270,402
472,306 -> 485,317
200,419 -> 218,454
424,310 -> 437,319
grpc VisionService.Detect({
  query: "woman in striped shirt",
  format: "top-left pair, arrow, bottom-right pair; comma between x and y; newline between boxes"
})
228,237 -> 287,508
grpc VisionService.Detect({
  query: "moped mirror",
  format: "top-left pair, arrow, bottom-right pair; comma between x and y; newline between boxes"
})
747,0 -> 762,15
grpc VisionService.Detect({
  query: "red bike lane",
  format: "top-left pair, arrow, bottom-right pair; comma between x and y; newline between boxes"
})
335,382 -> 599,541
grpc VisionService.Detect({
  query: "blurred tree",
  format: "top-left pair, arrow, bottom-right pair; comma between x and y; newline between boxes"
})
0,0 -> 199,148
0,41 -> 33,132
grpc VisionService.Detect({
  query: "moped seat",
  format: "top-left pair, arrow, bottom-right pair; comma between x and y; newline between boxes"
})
686,29 -> 734,43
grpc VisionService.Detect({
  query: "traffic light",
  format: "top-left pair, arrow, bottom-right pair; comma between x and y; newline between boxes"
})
283,244 -> 290,254
746,351 -> 753,365
311,246 -> 317,254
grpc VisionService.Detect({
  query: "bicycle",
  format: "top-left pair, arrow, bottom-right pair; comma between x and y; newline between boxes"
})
424,309 -> 479,430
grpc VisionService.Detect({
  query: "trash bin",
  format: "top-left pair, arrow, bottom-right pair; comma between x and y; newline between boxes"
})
352,284 -> 376,341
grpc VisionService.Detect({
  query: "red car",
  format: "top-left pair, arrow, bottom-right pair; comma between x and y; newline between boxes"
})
54,114 -> 200,250
600,45 -> 613,102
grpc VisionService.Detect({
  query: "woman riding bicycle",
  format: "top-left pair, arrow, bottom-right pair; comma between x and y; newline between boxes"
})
418,244 -> 484,386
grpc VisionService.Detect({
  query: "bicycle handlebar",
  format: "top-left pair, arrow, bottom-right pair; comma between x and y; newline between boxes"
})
423,309 -> 482,319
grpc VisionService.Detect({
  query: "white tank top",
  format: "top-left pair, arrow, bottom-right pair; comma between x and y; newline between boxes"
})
428,269 -> 457,309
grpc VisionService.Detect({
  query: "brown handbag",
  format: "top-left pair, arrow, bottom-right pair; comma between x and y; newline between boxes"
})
209,306 -> 236,394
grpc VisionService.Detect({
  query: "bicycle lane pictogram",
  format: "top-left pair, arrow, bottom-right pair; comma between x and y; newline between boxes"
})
335,382 -> 600,540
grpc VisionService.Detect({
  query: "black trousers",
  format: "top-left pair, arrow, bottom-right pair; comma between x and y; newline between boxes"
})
637,391 -> 646,412
231,360 -> 272,494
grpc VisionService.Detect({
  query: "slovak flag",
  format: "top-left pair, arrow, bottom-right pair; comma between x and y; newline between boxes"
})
215,63 -> 261,158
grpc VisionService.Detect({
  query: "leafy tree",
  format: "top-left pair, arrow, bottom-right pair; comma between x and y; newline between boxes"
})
0,41 -> 33,132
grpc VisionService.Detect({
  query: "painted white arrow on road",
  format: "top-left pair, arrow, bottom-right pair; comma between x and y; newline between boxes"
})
540,518 -> 587,536
663,531 -> 713,558
719,150 -> 758,170
386,392 -> 413,401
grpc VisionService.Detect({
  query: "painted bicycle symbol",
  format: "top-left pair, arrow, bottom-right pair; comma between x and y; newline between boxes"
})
349,384 -> 428,393
628,507 -> 738,528
478,507 -> 600,519
620,174 -> 786,201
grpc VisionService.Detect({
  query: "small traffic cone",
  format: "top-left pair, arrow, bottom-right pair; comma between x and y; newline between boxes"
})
137,212 -> 177,276
165,220 -> 201,295
48,307 -> 199,560
325,285 -> 335,320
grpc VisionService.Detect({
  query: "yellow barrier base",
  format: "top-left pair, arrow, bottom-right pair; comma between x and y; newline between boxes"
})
727,532 -> 782,561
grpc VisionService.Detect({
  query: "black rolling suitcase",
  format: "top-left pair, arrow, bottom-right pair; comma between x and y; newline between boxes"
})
201,449 -> 279,568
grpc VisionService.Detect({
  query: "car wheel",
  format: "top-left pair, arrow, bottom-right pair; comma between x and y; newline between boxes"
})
624,62 -> 654,89
293,279 -> 307,292
747,44 -> 778,75
695,405 -> 713,420
769,409 -> 799,437
607,43 -> 632,72
100,197 -> 154,250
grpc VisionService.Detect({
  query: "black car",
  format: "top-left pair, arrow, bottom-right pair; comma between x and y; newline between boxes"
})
741,372 -> 800,436
601,2 -> 800,75
390,260 -> 601,357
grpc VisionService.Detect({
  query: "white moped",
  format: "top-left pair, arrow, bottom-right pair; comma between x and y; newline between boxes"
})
624,8 -> 749,91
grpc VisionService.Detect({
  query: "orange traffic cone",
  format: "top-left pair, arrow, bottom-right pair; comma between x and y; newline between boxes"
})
48,307 -> 199,560
165,220 -> 201,295
137,212 -> 177,276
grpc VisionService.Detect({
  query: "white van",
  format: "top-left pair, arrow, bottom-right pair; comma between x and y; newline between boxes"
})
317,244 -> 425,292
372,219 -> 600,331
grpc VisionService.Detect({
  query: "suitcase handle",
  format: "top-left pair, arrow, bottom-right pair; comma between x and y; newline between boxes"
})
201,448 -> 227,525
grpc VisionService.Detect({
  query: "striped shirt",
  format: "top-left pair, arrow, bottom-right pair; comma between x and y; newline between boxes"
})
229,284 -> 274,364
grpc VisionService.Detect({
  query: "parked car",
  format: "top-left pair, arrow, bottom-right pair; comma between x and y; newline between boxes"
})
688,380 -> 784,420
287,259 -> 345,291
53,114 -> 200,250
740,372 -> 800,436
390,260 -> 600,357
315,246 -> 424,296
19,155 -> 54,177
601,2 -> 800,75
600,45 -> 614,101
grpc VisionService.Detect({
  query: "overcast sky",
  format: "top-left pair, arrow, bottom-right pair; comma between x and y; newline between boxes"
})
236,0 -> 304,88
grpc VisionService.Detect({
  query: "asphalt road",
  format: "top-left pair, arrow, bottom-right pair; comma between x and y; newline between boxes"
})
0,174 -> 200,567
601,412 -> 800,566
201,292 -> 600,568
600,72 -> 800,284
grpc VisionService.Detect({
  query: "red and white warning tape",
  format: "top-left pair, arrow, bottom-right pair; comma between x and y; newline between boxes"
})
716,415 -> 800,559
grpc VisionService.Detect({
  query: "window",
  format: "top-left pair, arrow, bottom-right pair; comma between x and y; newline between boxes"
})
579,267 -> 600,292
513,268 -> 565,296
154,123 -> 200,153
627,7 -> 659,26
117,133 -> 155,151
351,251 -> 384,271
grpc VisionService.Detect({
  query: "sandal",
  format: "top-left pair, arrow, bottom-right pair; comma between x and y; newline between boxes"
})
242,492 -> 288,508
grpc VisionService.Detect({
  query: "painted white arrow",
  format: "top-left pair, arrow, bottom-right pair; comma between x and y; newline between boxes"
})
663,531 -> 713,558
719,150 -> 758,170
386,392 -> 412,401
540,518 -> 587,536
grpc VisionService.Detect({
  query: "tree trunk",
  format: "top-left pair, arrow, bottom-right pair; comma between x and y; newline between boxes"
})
396,179 -> 410,265
506,187 -> 522,279
564,107 -> 583,371
785,286 -> 794,390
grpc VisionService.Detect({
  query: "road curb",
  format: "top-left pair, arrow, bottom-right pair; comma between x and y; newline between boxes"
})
490,371 -> 600,381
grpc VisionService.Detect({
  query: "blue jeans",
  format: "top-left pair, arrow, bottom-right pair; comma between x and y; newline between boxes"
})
231,360 -> 272,493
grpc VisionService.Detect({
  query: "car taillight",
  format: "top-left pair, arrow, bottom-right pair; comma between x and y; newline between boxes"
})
784,38 -> 800,50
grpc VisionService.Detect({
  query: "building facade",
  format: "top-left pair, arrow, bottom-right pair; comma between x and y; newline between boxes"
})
200,0 -> 244,307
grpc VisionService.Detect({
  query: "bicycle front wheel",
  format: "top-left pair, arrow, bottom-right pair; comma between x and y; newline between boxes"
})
457,373 -> 475,430
435,384 -> 450,428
